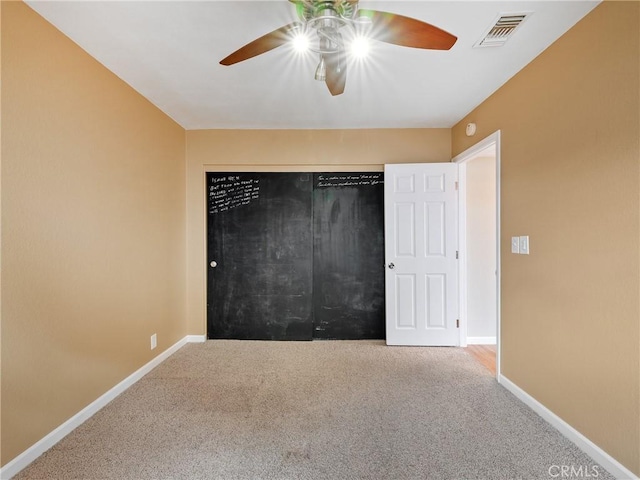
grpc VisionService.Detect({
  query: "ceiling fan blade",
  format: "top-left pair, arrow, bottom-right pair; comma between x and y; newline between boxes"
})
220,23 -> 300,66
358,9 -> 457,50
324,50 -> 347,96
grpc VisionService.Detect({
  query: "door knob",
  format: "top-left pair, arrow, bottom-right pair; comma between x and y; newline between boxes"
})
210,261 -> 217,268
388,262 -> 395,269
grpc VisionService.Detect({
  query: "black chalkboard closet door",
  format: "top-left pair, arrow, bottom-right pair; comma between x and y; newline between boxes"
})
207,173 -> 314,340
206,172 -> 385,341
312,173 -> 385,339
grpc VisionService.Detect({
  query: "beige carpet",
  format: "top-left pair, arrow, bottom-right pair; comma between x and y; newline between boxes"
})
15,341 -> 612,479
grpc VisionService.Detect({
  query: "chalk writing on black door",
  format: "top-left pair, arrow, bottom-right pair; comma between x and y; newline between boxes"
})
315,173 -> 383,188
209,175 -> 260,214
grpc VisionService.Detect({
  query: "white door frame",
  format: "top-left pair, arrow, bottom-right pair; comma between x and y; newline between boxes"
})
452,131 -> 501,378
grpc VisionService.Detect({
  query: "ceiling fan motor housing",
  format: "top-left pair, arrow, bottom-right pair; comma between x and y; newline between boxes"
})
295,1 -> 356,23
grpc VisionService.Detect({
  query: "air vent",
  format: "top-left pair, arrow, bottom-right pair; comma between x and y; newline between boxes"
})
474,13 -> 531,48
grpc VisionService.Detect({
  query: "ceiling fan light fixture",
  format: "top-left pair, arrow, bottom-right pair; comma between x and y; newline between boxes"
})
291,30 -> 311,53
350,35 -> 371,59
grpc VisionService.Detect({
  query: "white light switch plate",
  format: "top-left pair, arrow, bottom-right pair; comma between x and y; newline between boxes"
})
519,236 -> 530,255
511,237 -> 520,254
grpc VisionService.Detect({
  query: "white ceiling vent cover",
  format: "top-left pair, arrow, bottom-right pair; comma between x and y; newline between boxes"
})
474,13 -> 532,48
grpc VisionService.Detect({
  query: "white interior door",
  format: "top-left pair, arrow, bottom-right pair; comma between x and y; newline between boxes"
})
385,163 -> 459,346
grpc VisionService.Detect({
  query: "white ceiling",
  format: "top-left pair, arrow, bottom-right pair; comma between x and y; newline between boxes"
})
26,1 -> 599,130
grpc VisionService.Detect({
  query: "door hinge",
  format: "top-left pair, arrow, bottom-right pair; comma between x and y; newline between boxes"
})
456,251 -> 459,259
456,319 -> 460,328
455,181 -> 458,190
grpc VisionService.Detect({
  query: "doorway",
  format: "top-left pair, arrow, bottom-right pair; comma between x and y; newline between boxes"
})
453,131 -> 501,377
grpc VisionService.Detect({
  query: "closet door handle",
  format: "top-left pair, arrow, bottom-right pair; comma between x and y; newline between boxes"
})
388,263 -> 395,269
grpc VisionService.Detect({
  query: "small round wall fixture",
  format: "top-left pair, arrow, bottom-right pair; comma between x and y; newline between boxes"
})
466,123 -> 477,136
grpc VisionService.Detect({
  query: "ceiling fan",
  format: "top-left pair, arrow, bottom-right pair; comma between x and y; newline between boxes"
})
219,0 -> 457,96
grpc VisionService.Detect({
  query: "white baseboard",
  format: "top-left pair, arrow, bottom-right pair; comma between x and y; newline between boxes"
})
0,335 -> 203,480
466,336 -> 497,345
185,334 -> 206,343
499,375 -> 638,480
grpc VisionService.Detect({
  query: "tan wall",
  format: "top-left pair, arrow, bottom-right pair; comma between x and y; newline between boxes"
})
186,128 -> 451,334
1,2 -> 187,466
452,2 -> 639,474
